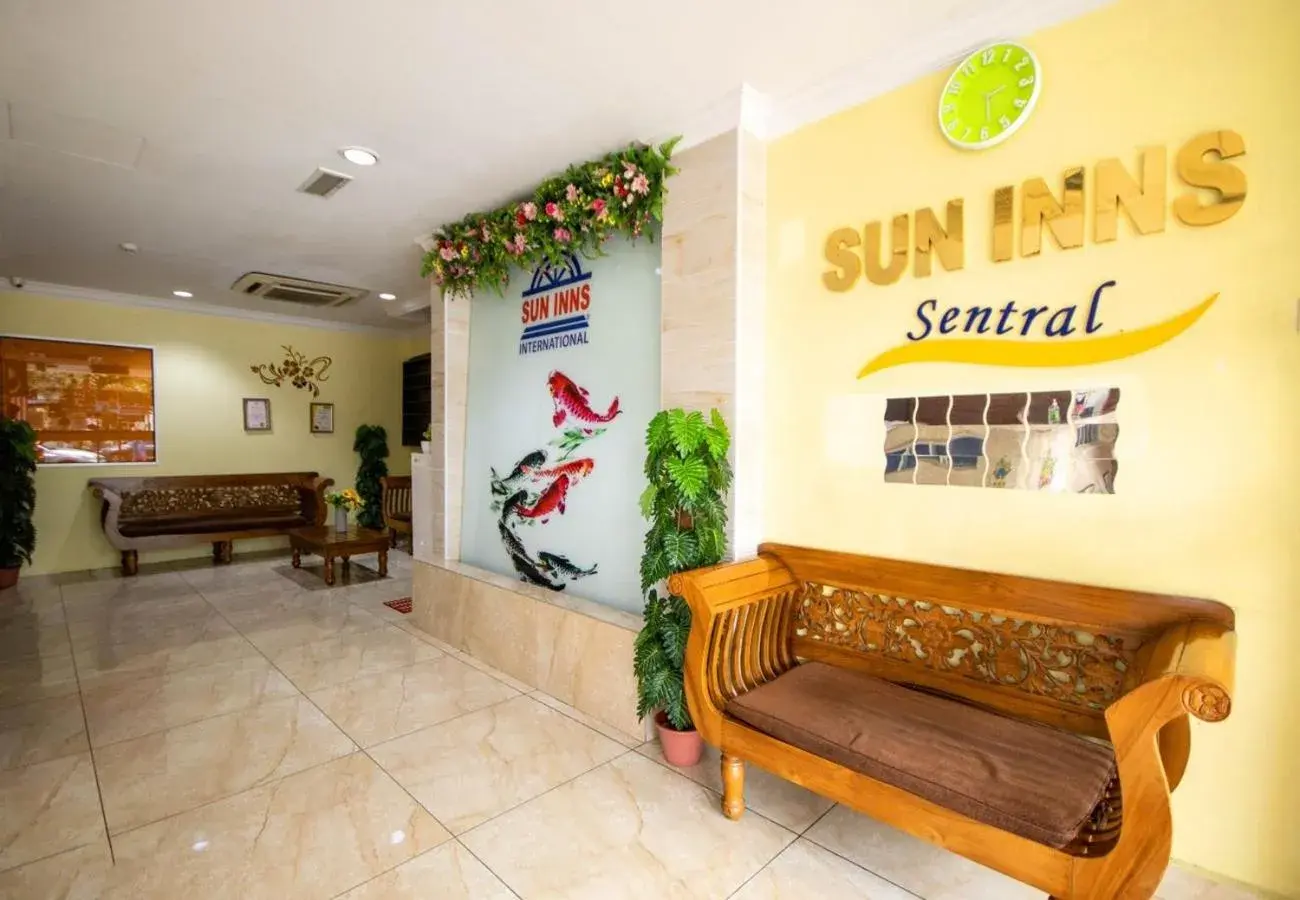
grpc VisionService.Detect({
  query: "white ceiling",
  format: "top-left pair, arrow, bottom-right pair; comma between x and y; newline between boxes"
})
0,0 -> 1103,331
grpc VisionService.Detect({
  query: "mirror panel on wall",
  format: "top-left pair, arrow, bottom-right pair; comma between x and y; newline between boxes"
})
883,388 -> 1118,493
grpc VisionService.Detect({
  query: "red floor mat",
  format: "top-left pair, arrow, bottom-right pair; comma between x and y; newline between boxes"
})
383,597 -> 413,614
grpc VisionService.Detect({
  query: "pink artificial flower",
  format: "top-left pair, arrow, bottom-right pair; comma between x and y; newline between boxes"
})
504,233 -> 527,255
590,198 -> 608,220
545,201 -> 564,221
521,202 -> 537,221
631,173 -> 650,195
565,183 -> 579,202
439,244 -> 457,261
553,227 -> 572,243
623,161 -> 637,177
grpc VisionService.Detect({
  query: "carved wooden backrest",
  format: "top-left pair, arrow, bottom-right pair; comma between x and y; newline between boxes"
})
92,472 -> 323,520
760,543 -> 1234,739
382,476 -> 412,517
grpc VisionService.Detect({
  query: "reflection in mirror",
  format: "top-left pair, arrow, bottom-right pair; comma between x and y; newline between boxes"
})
881,387 -> 1119,493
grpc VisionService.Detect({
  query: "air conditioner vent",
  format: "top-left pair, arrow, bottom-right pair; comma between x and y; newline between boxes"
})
298,167 -> 352,198
231,272 -> 367,307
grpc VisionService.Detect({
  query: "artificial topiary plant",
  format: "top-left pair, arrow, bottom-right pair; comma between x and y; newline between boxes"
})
353,424 -> 389,531
634,408 -> 732,731
0,418 -> 38,586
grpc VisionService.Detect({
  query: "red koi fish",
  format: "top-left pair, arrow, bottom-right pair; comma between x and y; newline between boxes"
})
516,475 -> 570,522
521,457 -> 594,483
548,371 -> 620,429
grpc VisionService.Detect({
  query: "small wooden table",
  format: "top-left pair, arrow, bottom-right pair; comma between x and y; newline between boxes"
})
288,526 -> 389,585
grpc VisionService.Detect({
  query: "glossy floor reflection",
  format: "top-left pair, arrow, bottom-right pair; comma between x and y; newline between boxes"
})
0,551 -> 1268,899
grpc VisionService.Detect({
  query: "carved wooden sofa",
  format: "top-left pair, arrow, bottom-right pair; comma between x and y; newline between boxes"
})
380,475 -> 412,549
89,472 -> 333,575
671,543 -> 1236,900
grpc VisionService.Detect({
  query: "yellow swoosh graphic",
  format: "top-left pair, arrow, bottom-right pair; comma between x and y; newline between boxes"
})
856,293 -> 1218,379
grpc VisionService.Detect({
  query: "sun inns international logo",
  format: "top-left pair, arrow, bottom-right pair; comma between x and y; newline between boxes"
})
519,254 -> 592,355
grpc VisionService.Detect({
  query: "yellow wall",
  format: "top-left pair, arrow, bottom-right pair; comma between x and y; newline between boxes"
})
765,0 -> 1299,894
1,291 -> 428,575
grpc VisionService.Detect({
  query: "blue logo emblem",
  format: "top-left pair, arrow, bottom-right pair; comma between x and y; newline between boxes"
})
519,255 -> 593,355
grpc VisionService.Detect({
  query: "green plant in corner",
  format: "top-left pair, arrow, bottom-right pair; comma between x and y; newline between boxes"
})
353,424 -> 389,530
634,408 -> 732,733
0,418 -> 38,588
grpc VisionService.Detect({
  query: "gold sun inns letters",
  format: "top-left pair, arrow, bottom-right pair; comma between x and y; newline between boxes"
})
823,128 -> 1247,291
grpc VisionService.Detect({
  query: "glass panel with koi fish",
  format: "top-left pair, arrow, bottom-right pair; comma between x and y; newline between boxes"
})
459,234 -> 661,613
882,388 -> 1120,493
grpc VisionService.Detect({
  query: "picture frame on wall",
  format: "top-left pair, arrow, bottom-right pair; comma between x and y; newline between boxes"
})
310,402 -> 334,434
243,398 -> 272,432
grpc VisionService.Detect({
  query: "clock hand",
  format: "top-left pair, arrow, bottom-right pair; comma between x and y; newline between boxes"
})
982,84 -> 1007,122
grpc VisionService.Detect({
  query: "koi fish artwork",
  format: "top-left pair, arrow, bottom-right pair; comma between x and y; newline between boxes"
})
490,449 -> 547,495
548,370 -> 620,431
515,475 -> 570,522
488,371 -> 618,591
537,551 -> 597,579
521,457 -> 594,484
507,546 -> 563,591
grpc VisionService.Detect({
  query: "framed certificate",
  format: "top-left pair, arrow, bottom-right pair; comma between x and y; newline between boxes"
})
310,402 -> 334,434
243,398 -> 271,432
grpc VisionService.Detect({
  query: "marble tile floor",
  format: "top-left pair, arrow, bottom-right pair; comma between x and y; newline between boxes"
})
0,551 -> 1270,899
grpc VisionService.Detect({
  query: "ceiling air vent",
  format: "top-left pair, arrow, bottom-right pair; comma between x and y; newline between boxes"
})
297,167 -> 352,198
231,272 -> 368,307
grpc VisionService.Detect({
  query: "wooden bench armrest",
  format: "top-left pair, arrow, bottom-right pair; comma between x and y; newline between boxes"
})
1074,622 -> 1236,896
1136,620 -> 1236,723
669,556 -> 800,746
303,476 -> 335,525
88,481 -> 125,508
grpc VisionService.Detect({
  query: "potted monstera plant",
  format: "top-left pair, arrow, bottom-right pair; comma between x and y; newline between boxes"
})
0,418 -> 38,590
634,408 -> 731,766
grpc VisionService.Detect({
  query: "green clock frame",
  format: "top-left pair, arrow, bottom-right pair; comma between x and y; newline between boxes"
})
939,42 -> 1042,150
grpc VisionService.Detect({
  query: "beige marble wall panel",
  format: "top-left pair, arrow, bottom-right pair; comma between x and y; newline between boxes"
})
426,286 -> 448,558
410,561 -> 643,740
661,131 -> 739,416
533,601 -> 643,738
444,298 -> 471,561
411,562 -> 468,649
734,128 -> 768,559
461,580 -> 537,688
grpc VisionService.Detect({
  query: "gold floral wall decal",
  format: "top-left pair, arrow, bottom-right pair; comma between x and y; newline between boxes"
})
250,346 -> 333,396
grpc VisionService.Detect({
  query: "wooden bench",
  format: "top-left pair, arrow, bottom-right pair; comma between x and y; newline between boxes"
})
89,472 -> 333,575
671,543 -> 1236,900
380,475 -> 412,549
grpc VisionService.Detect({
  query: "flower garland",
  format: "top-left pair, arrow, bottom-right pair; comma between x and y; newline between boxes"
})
421,137 -> 680,298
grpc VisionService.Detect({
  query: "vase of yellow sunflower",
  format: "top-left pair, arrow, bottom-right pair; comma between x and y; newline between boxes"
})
325,488 -> 363,534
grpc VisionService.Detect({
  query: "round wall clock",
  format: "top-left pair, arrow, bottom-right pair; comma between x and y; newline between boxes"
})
938,42 -> 1041,150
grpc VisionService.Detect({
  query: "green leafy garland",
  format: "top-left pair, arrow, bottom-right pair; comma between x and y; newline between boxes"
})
421,138 -> 680,298
634,409 -> 732,731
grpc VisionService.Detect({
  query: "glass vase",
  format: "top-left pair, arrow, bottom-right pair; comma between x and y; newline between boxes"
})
334,507 -> 349,534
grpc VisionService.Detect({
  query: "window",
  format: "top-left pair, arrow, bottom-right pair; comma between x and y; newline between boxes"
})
0,337 -> 156,464
948,435 -> 985,469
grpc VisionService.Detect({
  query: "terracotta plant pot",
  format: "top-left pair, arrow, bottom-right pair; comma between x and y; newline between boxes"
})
0,567 -> 18,591
655,710 -> 703,767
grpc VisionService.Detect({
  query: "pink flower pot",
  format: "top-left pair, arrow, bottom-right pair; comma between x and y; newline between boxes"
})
655,710 -> 703,767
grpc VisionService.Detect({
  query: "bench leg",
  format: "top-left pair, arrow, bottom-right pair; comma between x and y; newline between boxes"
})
212,541 -> 233,565
721,754 -> 745,820
120,550 -> 138,577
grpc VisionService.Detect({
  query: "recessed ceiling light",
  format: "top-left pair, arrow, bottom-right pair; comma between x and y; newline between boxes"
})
172,290 -> 193,298
119,242 -> 139,254
340,146 -> 379,166
378,292 -> 396,301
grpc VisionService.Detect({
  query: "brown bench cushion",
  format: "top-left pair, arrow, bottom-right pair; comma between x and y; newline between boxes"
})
726,661 -> 1116,848
119,512 -> 308,537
